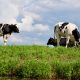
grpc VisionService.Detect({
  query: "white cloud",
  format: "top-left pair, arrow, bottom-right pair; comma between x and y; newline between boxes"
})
33,24 -> 49,32
0,0 -> 19,24
22,0 -> 80,13
18,16 -> 33,32
23,12 -> 41,20
17,12 -> 49,33
0,0 -> 80,24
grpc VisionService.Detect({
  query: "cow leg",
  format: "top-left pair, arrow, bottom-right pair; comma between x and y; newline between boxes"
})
3,35 -> 7,45
57,38 -> 60,46
74,41 -> 77,47
74,41 -> 79,47
56,34 -> 60,46
66,36 -> 70,48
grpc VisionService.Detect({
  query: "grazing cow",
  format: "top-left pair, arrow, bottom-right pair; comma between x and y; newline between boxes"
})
54,22 -> 80,48
47,37 -> 57,46
47,37 -> 75,47
0,23 -> 19,45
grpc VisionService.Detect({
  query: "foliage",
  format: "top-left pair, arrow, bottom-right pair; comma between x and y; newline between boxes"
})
0,45 -> 80,79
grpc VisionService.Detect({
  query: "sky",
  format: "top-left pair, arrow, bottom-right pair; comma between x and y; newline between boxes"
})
0,0 -> 80,45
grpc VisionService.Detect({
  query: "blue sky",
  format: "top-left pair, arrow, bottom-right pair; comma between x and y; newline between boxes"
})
0,0 -> 80,45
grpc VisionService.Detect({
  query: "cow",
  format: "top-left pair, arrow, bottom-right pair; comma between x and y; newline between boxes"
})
54,22 -> 80,48
47,37 -> 75,47
0,23 -> 19,45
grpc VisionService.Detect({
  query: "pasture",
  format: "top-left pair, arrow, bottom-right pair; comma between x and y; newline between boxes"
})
0,45 -> 80,80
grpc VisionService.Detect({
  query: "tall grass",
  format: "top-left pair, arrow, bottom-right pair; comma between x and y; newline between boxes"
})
0,45 -> 80,79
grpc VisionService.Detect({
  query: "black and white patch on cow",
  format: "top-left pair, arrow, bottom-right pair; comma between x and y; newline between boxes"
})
72,29 -> 80,42
59,22 -> 69,31
0,23 -> 19,45
54,22 -> 80,48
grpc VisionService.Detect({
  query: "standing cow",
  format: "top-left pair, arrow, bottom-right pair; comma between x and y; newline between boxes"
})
0,23 -> 19,45
54,22 -> 80,48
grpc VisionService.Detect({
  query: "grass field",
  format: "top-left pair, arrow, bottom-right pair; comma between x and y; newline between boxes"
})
0,45 -> 80,80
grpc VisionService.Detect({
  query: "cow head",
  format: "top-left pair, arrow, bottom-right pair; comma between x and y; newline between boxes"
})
47,37 -> 57,46
10,24 -> 19,33
58,22 -> 69,33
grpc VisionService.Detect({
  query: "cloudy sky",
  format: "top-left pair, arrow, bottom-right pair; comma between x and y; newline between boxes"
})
0,0 -> 80,45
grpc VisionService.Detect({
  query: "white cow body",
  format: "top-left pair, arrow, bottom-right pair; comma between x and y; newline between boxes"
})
54,22 -> 80,48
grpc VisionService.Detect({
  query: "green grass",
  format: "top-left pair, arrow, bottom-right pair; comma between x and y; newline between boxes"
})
0,45 -> 80,79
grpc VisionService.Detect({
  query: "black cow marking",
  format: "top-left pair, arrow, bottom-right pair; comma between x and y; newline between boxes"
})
62,22 -> 69,27
72,28 -> 80,42
61,22 -> 69,29
58,22 -> 69,31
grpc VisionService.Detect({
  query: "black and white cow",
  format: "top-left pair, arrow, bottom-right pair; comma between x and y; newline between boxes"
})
54,22 -> 80,48
47,37 -> 75,47
0,23 -> 19,45
47,37 -> 57,46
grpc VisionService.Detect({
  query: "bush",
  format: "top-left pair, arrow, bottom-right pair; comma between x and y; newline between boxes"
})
21,60 -> 51,78
53,61 -> 72,80
71,61 -> 80,80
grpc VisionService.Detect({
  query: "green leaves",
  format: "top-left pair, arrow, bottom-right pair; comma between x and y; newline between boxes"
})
0,45 -> 80,79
